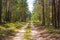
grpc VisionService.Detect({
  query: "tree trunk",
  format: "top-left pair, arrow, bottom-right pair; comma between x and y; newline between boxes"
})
42,0 -> 45,26
0,0 -> 2,23
46,0 -> 50,27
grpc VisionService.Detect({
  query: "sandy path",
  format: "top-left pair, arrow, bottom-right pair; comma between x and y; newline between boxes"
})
13,23 -> 45,40
30,23 -> 45,40
13,23 -> 29,40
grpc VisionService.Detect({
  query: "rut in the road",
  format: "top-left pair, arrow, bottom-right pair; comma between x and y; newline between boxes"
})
30,23 -> 45,40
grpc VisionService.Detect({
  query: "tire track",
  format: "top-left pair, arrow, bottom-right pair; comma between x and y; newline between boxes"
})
30,23 -> 45,40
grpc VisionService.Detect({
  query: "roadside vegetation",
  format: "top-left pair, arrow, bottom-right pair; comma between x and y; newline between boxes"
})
0,22 -> 26,40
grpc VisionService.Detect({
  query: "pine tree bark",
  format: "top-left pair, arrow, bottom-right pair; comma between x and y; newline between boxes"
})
42,0 -> 45,26
0,0 -> 2,23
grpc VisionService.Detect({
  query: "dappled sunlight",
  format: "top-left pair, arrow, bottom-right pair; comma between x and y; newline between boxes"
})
31,30 -> 38,35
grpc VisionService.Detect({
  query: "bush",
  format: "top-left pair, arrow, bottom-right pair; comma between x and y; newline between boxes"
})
48,29 -> 57,34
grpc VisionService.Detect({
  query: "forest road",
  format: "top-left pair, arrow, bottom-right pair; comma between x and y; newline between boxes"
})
13,22 -> 45,40
13,23 -> 29,40
30,23 -> 45,40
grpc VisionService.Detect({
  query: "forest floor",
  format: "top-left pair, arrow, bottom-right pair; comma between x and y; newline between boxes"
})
5,22 -> 60,40
33,22 -> 60,40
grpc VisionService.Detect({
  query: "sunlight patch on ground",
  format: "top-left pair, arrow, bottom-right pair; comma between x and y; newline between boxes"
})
31,30 -> 38,35
13,30 -> 25,40
19,30 -> 25,32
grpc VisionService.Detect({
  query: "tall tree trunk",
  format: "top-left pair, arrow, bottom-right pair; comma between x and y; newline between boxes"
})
52,0 -> 59,28
0,0 -> 2,23
52,0 -> 56,28
58,0 -> 60,28
42,0 -> 45,26
5,0 -> 11,22
46,0 -> 50,26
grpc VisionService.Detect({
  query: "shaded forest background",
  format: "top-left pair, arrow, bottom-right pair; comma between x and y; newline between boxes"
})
0,0 -> 60,28
32,0 -> 60,29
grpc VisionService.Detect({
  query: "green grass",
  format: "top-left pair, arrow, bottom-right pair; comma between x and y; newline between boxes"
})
23,23 -> 31,40
0,22 -> 26,37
